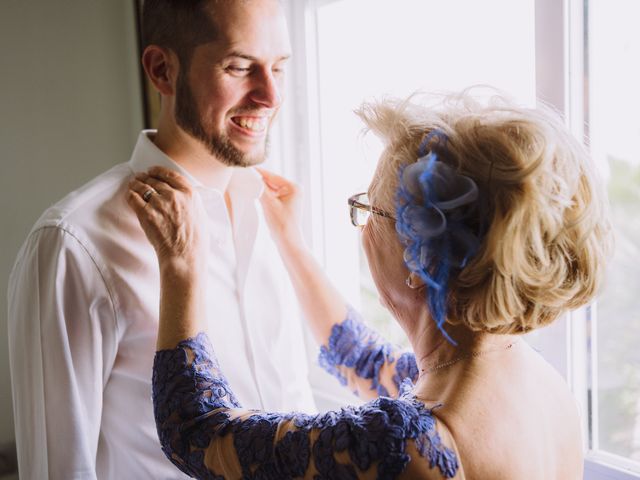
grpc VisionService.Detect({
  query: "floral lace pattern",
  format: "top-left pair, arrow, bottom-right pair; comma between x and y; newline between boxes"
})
153,332 -> 459,479
318,307 -> 419,398
393,352 -> 420,392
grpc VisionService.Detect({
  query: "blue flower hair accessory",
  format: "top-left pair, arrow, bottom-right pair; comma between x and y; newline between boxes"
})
395,130 -> 481,345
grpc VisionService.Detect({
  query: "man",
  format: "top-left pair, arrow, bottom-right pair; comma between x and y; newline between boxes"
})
8,1 -> 317,478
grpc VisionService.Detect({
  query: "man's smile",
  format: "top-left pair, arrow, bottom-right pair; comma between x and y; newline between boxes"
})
230,115 -> 270,134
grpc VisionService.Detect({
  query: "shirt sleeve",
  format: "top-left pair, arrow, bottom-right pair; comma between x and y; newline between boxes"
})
152,333 -> 459,480
7,226 -> 118,479
317,306 -> 419,399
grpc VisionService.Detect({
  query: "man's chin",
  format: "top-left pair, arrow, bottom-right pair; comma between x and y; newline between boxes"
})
233,154 -> 266,168
204,136 -> 269,168
227,137 -> 270,167
236,147 -> 268,167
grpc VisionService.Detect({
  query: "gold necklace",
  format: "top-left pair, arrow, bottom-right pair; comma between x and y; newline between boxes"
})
422,339 -> 519,374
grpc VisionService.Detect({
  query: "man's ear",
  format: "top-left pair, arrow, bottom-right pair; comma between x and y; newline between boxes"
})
141,45 -> 179,96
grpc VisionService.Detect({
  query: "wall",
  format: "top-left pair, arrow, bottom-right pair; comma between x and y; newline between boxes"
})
0,0 -> 143,469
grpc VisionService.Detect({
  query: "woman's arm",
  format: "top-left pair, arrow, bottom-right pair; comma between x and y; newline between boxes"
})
259,169 -> 418,398
152,331 -> 459,480
127,167 -> 457,479
127,167 -> 207,350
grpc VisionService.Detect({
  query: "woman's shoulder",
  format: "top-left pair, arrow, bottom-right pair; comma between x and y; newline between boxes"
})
294,385 -> 462,479
213,392 -> 463,479
429,343 -> 582,479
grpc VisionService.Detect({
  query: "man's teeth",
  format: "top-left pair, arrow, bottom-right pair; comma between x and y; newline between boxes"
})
234,117 -> 267,132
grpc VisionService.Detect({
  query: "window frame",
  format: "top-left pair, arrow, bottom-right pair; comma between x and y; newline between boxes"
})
536,0 -> 640,476
279,0 -> 640,477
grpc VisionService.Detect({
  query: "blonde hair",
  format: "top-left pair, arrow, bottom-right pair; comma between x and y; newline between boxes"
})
357,91 -> 613,334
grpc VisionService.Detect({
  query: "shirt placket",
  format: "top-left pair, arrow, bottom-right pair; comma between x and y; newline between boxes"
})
199,188 -> 264,407
229,195 -> 265,408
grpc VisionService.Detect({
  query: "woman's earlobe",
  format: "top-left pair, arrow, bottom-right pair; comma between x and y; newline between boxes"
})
406,272 -> 426,290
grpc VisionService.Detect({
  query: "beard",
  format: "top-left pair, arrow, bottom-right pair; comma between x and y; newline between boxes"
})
174,70 -> 269,168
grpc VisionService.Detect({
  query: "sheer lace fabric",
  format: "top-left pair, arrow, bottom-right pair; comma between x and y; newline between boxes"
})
153,331 -> 459,479
318,307 -> 419,399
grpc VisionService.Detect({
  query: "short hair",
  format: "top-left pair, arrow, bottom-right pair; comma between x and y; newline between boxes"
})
141,0 -> 218,66
357,91 -> 613,334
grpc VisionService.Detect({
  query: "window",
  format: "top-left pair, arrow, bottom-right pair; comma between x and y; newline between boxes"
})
584,0 -> 640,475
303,0 -> 535,344
278,0 -> 640,476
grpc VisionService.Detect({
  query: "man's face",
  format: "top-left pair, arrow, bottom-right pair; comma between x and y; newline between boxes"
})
175,0 -> 291,167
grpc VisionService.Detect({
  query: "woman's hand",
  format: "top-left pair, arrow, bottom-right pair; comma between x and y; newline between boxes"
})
127,166 -> 207,277
258,168 -> 305,247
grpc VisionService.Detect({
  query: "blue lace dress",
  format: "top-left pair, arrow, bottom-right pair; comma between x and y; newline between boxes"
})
152,308 -> 460,479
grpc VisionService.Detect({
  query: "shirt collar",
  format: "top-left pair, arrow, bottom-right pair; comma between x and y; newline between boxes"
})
128,130 -> 264,201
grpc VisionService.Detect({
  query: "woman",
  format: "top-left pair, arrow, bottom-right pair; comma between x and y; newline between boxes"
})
128,93 -> 611,479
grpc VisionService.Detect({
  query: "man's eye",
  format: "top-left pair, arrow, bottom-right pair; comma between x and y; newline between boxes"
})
226,66 -> 251,74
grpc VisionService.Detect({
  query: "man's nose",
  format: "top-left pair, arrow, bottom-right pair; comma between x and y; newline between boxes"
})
249,68 -> 282,109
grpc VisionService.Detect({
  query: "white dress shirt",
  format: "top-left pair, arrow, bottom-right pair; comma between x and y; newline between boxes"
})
7,131 -> 317,480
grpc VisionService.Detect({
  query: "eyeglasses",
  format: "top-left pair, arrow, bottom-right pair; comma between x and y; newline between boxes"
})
348,192 -> 395,227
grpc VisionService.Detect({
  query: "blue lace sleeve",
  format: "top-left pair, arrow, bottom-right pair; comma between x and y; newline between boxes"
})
318,306 -> 419,399
153,333 -> 459,480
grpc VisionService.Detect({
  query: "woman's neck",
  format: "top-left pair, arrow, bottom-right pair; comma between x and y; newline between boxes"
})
396,303 -> 517,382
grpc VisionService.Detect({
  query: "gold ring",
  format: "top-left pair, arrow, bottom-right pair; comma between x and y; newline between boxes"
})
142,189 -> 155,202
